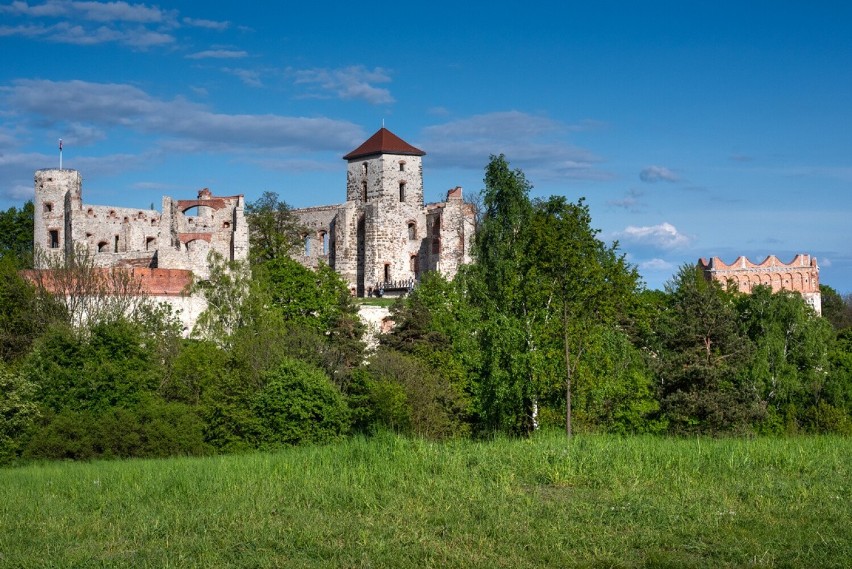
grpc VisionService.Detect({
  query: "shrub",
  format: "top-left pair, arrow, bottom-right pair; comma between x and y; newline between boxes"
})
252,358 -> 350,447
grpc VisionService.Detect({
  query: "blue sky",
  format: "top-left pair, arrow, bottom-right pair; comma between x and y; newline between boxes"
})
2,0 -> 850,291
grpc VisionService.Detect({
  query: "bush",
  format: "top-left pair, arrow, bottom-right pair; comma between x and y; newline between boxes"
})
24,397 -> 211,461
353,348 -> 469,440
0,365 -> 40,464
252,358 -> 350,447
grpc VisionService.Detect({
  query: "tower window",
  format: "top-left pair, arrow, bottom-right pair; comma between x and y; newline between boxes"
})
304,235 -> 311,256
362,180 -> 368,203
399,161 -> 406,172
407,222 -> 416,240
114,235 -> 119,253
48,230 -> 59,249
399,181 -> 406,202
320,231 -> 329,255
384,263 -> 391,283
43,202 -> 53,213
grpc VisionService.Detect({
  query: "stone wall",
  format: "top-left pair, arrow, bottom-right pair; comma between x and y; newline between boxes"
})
32,168 -> 248,330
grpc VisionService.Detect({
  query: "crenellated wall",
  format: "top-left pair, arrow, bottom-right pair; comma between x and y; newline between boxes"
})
698,254 -> 821,314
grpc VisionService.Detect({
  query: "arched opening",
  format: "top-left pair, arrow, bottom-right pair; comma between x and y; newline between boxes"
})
320,231 -> 329,255
407,221 -> 416,240
304,234 -> 311,256
98,241 -> 109,252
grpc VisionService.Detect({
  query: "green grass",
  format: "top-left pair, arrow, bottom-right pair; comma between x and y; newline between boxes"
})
1,432 -> 849,568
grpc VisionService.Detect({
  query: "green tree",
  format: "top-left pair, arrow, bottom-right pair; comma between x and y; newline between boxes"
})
0,364 -> 40,464
465,155 -> 535,434
526,196 -> 640,436
0,201 -> 34,268
245,192 -> 305,264
820,284 -> 852,330
737,286 -> 835,432
654,265 -> 760,434
0,257 -> 65,362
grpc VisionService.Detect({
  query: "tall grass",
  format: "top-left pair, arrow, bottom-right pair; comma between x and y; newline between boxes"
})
1,432 -> 849,567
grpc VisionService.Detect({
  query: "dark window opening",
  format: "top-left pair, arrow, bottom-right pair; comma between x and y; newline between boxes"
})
43,202 -> 53,213
114,235 -> 119,253
407,222 -> 416,240
384,263 -> 391,283
146,237 -> 156,251
399,161 -> 406,172
49,230 -> 59,249
362,180 -> 368,203
399,181 -> 406,202
98,241 -> 108,252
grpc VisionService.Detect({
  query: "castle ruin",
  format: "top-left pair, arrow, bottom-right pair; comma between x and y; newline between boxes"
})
699,254 -> 821,315
291,128 -> 475,296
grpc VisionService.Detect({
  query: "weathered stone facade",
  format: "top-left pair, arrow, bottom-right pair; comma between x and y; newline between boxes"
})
698,254 -> 821,315
32,168 -> 248,330
34,168 -> 248,280
292,128 -> 475,296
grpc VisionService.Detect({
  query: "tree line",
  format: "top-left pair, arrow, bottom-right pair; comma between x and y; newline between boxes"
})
1,156 -> 850,464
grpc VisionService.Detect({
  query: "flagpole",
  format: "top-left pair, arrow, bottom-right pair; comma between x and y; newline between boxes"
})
59,139 -> 63,170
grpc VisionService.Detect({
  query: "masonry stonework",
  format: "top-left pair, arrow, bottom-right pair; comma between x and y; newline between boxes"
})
698,254 -> 821,315
292,128 -> 475,296
32,168 -> 249,331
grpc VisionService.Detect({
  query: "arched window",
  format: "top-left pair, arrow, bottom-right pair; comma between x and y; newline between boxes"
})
320,231 -> 329,255
362,180 -> 368,203
304,234 -> 311,256
407,221 -> 416,240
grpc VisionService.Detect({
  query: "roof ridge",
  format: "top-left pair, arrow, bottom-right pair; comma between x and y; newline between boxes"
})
343,127 -> 425,160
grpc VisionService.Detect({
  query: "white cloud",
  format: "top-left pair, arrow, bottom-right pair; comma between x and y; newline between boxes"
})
639,258 -> 674,271
293,66 -> 394,105
639,165 -> 679,183
182,17 -> 229,31
420,111 -> 609,181
616,222 -> 691,250
2,79 -> 365,154
1,1 -> 172,23
186,49 -> 247,60
221,67 -> 262,87
607,188 -> 644,211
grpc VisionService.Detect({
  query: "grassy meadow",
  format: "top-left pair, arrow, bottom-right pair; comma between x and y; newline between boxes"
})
1,432 -> 849,568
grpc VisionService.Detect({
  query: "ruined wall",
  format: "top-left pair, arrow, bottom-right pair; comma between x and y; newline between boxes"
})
699,254 -> 821,314
156,189 -> 247,280
291,204 -> 340,268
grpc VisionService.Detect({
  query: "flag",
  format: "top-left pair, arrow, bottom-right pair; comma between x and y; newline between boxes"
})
59,139 -> 63,151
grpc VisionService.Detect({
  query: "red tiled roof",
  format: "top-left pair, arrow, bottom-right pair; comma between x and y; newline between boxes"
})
343,128 -> 426,160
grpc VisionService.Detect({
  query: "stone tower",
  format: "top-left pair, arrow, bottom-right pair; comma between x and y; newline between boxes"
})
33,168 -> 82,267
341,128 -> 427,295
